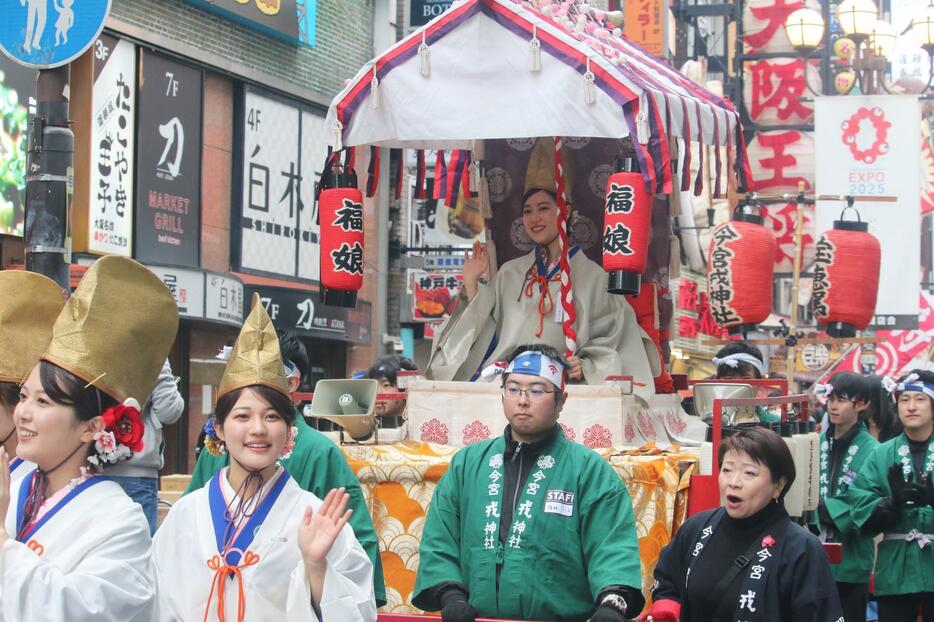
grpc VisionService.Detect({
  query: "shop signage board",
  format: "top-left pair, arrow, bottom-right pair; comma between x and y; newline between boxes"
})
0,0 -> 111,68
182,0 -> 317,46
134,50 -> 202,267
410,0 -> 454,27
815,95 -> 921,330
205,273 -> 245,326
147,265 -> 205,319
245,285 -> 371,344
234,86 -> 327,282
624,0 -> 667,58
408,270 -> 462,322
88,34 -> 135,256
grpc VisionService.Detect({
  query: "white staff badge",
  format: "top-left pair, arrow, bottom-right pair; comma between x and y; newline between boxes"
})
544,489 -> 575,517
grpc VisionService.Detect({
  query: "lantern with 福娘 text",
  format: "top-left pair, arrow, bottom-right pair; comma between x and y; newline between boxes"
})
706,209 -> 777,335
318,163 -> 364,307
603,157 -> 652,295
811,215 -> 880,337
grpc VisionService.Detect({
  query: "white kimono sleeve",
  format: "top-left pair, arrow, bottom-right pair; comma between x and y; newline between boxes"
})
286,523 -> 377,622
0,506 -> 156,622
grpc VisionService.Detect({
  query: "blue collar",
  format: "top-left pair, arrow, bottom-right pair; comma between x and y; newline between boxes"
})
533,245 -> 581,278
208,468 -> 291,566
16,470 -> 105,542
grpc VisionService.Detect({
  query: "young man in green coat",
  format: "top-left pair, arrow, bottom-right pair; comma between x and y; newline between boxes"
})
848,369 -> 934,621
184,329 -> 386,606
812,372 -> 878,622
413,344 -> 644,622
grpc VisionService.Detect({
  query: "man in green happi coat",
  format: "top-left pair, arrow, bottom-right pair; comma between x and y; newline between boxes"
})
413,344 -> 644,622
848,369 -> 934,621
811,372 -> 878,622
184,329 -> 386,606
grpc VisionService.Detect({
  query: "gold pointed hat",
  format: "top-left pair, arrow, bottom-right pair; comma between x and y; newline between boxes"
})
0,272 -> 65,383
524,138 -> 575,202
42,256 -> 179,403
218,293 -> 290,400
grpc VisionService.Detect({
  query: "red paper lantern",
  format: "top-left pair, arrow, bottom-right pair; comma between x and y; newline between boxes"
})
603,157 -> 652,295
319,165 -> 364,307
812,219 -> 880,337
706,211 -> 777,335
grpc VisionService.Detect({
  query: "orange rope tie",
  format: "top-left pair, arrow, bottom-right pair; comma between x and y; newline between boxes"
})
523,273 -> 557,337
203,551 -> 261,622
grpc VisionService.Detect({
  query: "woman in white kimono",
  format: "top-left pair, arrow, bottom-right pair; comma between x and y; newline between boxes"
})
0,255 -> 179,621
153,294 -> 376,622
426,139 -> 657,400
0,271 -> 65,481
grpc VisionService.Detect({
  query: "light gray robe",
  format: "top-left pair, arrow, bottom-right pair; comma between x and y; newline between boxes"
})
427,250 -> 658,402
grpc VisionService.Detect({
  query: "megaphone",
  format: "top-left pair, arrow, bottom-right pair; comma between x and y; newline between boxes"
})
309,379 -> 379,442
692,383 -> 756,426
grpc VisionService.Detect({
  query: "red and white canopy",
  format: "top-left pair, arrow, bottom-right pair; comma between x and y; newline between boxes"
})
326,0 -> 752,192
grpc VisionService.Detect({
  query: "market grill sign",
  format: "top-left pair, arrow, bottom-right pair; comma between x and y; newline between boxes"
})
183,0 -> 317,46
134,50 -> 202,267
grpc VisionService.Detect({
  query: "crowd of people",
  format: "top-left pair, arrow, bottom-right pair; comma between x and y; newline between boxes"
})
0,152 -> 929,620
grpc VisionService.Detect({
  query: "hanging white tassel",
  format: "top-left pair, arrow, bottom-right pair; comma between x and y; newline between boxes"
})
583,58 -> 596,105
370,66 -> 380,109
528,25 -> 542,72
332,120 -> 343,152
418,32 -> 431,77
636,93 -> 650,144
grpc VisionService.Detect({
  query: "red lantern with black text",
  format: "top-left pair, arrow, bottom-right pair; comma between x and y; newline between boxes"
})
319,164 -> 364,307
604,157 -> 652,295
811,217 -> 880,337
706,210 -> 776,335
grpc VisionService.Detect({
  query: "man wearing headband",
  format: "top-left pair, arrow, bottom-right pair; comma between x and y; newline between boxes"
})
710,342 -> 779,424
811,372 -> 878,622
184,328 -> 386,606
414,344 -> 644,622
849,369 -> 934,620
366,354 -> 417,426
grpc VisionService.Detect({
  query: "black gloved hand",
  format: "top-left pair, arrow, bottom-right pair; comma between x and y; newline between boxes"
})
888,463 -> 922,507
918,473 -> 934,508
590,603 -> 628,622
439,586 -> 478,622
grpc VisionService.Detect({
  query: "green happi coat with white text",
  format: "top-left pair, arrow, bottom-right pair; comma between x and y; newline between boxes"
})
848,433 -> 934,595
412,427 -> 641,621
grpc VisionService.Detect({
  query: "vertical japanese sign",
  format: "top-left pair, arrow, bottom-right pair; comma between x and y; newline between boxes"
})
235,86 -> 327,281
624,0 -> 666,58
135,50 -> 202,267
88,34 -> 135,256
815,95 -> 921,329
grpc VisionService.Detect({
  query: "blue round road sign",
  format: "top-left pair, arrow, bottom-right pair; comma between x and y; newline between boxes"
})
0,0 -> 111,69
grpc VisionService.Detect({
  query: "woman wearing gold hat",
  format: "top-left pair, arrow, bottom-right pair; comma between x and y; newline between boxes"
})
427,139 -> 656,399
0,271 -> 65,481
153,294 -> 376,622
0,256 -> 179,621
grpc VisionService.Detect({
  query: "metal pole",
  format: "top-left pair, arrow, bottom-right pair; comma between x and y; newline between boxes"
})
785,181 -> 807,389
24,66 -> 72,292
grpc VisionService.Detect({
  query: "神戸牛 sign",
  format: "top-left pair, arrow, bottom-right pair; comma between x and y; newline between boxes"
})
88,34 -> 135,256
182,0 -> 316,46
409,270 -> 463,322
134,50 -> 202,267
815,95 -> 921,330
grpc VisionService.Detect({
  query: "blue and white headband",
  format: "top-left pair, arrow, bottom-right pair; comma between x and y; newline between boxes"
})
503,351 -> 566,390
895,373 -> 934,401
712,353 -> 765,376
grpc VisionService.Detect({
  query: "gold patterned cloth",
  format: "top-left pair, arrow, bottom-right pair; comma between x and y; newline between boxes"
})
342,441 -> 696,614
0,271 -> 64,383
218,292 -> 290,400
